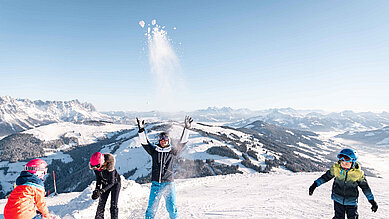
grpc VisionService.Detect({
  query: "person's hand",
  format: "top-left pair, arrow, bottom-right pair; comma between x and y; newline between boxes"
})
184,116 -> 193,129
309,182 -> 317,196
369,199 -> 378,212
92,189 -> 104,200
136,118 -> 145,132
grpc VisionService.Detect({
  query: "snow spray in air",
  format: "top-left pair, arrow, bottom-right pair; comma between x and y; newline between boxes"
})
139,20 -> 184,111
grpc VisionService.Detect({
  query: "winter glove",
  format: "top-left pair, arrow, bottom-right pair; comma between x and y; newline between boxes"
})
92,189 -> 104,200
184,116 -> 193,129
369,199 -> 378,212
309,182 -> 317,196
136,117 -> 145,132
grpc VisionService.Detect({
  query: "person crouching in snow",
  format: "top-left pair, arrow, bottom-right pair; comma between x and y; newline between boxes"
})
137,116 -> 193,219
309,148 -> 378,219
89,152 -> 121,219
4,159 -> 51,219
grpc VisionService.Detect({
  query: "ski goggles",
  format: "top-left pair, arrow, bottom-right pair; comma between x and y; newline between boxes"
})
89,163 -> 101,169
25,166 -> 48,174
159,135 -> 169,143
158,135 -> 169,141
337,154 -> 352,162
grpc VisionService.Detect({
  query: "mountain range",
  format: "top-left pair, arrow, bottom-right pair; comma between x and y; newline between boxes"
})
0,96 -> 109,138
1,96 -> 387,198
2,96 -> 389,138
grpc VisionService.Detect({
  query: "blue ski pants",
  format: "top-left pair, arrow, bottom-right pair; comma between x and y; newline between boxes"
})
145,181 -> 177,219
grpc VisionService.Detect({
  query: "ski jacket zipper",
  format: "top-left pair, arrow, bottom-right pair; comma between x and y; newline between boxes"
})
343,171 -> 348,205
159,152 -> 164,183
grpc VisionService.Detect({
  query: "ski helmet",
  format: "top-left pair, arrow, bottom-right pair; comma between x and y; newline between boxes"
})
25,159 -> 48,180
337,148 -> 358,163
158,132 -> 170,148
90,152 -> 104,170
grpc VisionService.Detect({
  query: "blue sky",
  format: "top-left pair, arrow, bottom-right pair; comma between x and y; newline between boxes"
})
1,0 -> 388,112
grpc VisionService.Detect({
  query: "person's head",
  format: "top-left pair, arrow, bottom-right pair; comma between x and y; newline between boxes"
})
158,132 -> 170,148
25,159 -> 48,180
337,148 -> 358,169
89,152 -> 105,171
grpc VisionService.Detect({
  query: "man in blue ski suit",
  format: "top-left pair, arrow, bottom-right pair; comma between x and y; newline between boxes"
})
137,116 -> 193,219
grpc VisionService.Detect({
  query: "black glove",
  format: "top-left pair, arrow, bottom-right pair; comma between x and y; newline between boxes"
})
184,116 -> 193,129
369,199 -> 378,212
309,182 -> 317,196
91,189 -> 104,200
136,118 -> 145,132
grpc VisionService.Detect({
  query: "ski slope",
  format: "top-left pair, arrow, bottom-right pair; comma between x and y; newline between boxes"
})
0,172 -> 387,219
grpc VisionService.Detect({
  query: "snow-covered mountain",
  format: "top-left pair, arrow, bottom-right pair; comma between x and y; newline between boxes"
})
229,109 -> 389,132
103,107 -> 257,124
0,122 -> 134,162
3,95 -> 387,138
0,119 -> 342,198
105,107 -> 389,133
0,96 -> 110,138
335,126 -> 389,147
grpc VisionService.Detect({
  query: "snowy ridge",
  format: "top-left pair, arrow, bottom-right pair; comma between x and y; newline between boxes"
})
0,96 -> 110,138
335,126 -> 389,147
229,109 -> 389,133
24,122 -> 134,147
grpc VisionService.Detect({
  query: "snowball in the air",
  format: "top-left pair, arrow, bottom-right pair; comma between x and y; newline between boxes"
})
139,20 -> 145,28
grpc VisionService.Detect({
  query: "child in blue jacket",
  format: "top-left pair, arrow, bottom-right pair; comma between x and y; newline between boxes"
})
309,148 -> 378,219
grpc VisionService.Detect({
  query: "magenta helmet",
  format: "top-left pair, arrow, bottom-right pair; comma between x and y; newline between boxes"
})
90,152 -> 105,170
25,159 -> 48,179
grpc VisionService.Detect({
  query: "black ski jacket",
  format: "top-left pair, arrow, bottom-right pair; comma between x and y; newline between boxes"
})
139,129 -> 189,183
94,153 -> 121,192
143,141 -> 186,182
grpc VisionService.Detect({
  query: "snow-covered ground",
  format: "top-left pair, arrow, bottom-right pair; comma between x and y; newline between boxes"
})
0,172 -> 387,219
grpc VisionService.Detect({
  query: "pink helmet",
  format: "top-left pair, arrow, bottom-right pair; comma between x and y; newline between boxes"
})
90,152 -> 104,170
25,159 -> 48,180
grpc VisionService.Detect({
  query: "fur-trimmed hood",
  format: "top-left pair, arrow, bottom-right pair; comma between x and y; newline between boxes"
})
102,153 -> 116,172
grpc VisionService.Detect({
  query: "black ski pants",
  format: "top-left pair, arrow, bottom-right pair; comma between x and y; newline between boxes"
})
333,201 -> 359,219
95,182 -> 121,219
